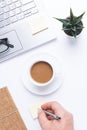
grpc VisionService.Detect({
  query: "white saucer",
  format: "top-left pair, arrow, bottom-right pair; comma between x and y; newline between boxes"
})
22,53 -> 63,95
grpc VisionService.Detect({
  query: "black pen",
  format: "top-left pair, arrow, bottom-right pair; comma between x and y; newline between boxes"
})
41,109 -> 61,120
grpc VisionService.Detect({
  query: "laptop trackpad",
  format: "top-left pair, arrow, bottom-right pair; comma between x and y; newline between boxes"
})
0,30 -> 23,58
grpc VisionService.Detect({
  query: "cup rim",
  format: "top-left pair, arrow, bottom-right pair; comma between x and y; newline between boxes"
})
29,60 -> 55,87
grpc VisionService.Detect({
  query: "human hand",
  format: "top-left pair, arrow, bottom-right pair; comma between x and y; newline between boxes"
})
38,101 -> 74,130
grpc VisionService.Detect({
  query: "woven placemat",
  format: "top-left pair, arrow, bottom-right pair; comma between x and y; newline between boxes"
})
0,87 -> 27,130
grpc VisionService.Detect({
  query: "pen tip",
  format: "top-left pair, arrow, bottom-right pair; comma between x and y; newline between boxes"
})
58,117 -> 61,120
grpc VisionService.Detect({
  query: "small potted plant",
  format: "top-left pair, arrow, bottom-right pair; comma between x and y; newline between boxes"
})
54,9 -> 85,38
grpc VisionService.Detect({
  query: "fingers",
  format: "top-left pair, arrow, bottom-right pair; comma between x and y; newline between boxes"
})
38,109 -> 50,128
38,102 -> 74,130
41,101 -> 66,115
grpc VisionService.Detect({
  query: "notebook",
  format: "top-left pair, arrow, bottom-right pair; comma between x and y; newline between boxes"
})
0,0 -> 56,62
0,87 -> 27,130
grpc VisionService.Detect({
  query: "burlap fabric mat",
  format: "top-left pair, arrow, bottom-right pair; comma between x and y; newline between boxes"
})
0,87 -> 27,130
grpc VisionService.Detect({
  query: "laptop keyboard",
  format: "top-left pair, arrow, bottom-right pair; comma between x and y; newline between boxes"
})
0,0 -> 39,28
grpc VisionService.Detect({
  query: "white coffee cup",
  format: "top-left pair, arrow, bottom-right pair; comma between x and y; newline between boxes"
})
29,60 -> 55,87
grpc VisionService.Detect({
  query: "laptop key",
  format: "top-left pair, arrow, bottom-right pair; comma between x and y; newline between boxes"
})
0,20 -> 7,27
0,14 -> 4,21
23,10 -> 32,17
3,6 -> 10,12
4,18 -> 11,26
16,13 -> 24,20
15,1 -> 21,8
0,22 -> 4,28
15,8 -> 21,14
12,0 -> 17,2
9,10 -> 15,17
0,1 -> 6,7
0,8 -> 4,15
21,0 -> 33,5
31,8 -> 38,14
9,3 -> 16,10
22,2 -> 35,11
10,15 -> 17,23
6,0 -> 12,5
4,12 -> 9,19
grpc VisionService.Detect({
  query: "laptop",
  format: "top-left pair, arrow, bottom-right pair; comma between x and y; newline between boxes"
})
0,0 -> 56,63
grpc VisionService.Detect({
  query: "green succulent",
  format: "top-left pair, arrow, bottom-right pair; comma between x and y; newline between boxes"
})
54,9 -> 85,38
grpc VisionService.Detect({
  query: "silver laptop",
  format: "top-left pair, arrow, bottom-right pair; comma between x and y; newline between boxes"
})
0,0 -> 56,63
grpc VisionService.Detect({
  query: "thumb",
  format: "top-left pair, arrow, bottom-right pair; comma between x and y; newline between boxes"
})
38,109 -> 50,128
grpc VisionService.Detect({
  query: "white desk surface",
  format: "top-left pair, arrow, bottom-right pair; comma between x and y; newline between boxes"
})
0,0 -> 87,130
